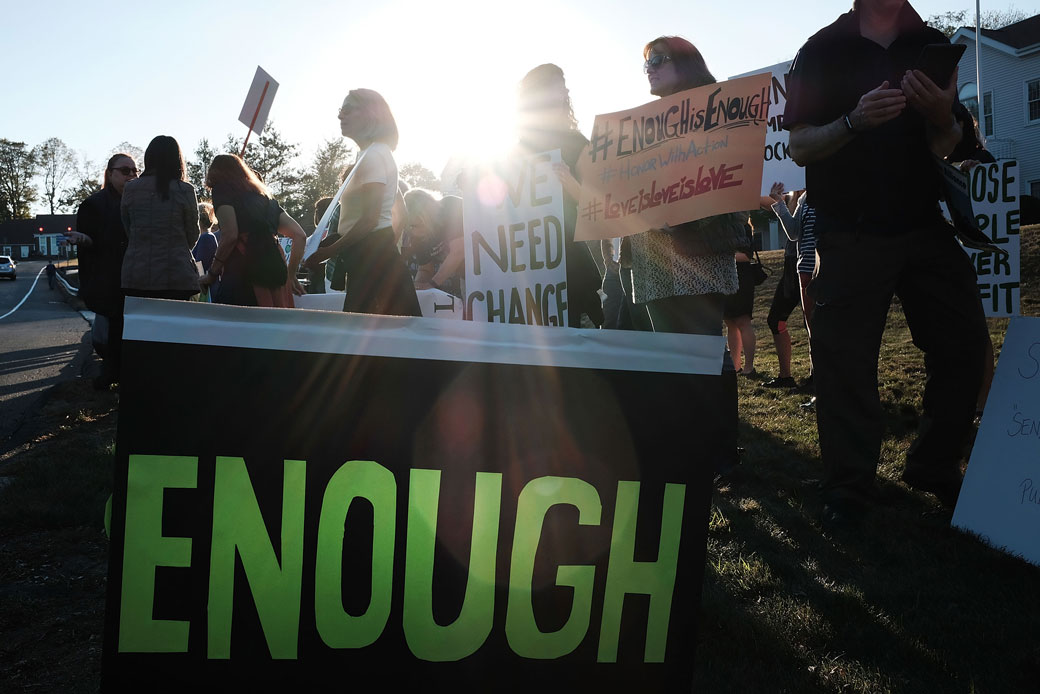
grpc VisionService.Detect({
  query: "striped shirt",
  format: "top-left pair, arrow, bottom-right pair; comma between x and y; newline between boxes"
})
797,204 -> 816,275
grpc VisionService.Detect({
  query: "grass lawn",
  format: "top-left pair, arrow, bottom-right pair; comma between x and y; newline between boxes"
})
0,228 -> 1038,692
694,225 -> 1040,693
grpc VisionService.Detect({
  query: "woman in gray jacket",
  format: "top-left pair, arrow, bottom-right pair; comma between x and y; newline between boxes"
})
120,135 -> 200,299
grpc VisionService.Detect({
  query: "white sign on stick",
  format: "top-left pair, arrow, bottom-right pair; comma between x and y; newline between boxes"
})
731,61 -> 803,195
462,150 -> 569,326
953,317 -> 1040,566
238,66 -> 279,136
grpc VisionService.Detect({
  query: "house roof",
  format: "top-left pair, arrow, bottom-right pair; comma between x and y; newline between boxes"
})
957,14 -> 1040,51
979,14 -> 1040,49
0,215 -> 76,245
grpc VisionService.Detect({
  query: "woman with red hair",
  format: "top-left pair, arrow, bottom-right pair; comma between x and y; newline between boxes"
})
202,154 -> 306,307
628,36 -> 748,338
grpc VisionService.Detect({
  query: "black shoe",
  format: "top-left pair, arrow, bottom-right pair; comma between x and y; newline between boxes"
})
763,376 -> 797,388
796,375 -> 815,394
821,502 -> 863,532
901,466 -> 963,509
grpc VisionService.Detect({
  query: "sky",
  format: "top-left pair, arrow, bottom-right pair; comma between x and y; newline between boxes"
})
0,0 -> 1027,212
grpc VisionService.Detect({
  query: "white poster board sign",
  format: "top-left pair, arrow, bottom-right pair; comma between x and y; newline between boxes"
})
953,317 -> 1040,566
294,288 -> 463,320
731,61 -> 803,195
462,150 -> 568,326
963,160 -> 1020,317
238,66 -> 279,136
416,288 -> 465,319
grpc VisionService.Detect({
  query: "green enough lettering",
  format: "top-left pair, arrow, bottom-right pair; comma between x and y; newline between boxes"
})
118,454 -> 197,653
505,476 -> 601,659
207,457 -> 306,659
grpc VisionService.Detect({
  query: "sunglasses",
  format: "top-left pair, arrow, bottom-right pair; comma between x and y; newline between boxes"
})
110,166 -> 139,176
643,54 -> 673,73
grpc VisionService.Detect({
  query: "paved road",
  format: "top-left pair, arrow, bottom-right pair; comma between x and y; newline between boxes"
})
0,260 -> 92,452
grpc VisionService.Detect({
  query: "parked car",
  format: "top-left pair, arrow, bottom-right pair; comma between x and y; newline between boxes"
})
0,256 -> 15,280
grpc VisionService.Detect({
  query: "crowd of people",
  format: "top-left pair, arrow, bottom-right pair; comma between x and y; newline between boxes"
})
67,0 -> 995,530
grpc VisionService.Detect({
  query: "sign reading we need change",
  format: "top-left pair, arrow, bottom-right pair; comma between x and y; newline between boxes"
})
953,317 -> 1040,566
103,299 -> 731,691
574,73 -> 770,241
463,150 -> 569,326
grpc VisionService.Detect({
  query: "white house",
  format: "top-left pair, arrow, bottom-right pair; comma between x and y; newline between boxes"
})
953,14 -> 1040,197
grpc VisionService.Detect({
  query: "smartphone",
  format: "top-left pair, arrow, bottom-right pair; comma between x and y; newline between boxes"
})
915,43 -> 967,87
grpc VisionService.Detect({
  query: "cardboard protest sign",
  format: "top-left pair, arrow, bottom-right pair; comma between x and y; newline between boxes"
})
238,66 -> 279,137
574,73 -> 770,242
962,161 -> 1020,317
102,299 -> 732,691
953,317 -> 1040,566
463,150 -> 569,325
731,62 -> 803,196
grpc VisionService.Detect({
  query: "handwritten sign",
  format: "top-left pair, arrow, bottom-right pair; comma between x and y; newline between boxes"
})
964,161 -> 1020,317
574,73 -> 770,242
238,66 -> 278,136
462,150 -> 569,326
731,61 -> 803,196
953,317 -> 1040,565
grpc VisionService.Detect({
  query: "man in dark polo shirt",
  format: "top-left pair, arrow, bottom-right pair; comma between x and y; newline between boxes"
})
783,0 -> 988,528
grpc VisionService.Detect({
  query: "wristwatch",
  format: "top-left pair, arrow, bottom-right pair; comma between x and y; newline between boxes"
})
842,112 -> 857,133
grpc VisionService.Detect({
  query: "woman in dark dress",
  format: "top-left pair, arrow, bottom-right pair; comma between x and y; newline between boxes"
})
200,154 -> 306,307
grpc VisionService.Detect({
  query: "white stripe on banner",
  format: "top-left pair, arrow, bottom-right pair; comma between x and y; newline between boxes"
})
122,298 -> 726,375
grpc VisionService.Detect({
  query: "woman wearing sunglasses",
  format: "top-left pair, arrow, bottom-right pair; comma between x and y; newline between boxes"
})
120,135 -> 201,300
66,153 -> 138,388
305,89 -> 420,317
635,36 -> 749,477
629,36 -> 748,337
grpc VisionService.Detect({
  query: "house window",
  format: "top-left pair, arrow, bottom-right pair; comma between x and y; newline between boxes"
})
1031,181 -> 1040,198
983,92 -> 994,137
1028,79 -> 1040,122
959,82 -> 979,120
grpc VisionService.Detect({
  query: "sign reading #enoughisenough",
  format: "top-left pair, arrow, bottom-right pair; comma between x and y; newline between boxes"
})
574,73 -> 770,242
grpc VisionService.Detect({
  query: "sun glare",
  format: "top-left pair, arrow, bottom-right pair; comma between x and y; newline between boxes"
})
355,0 -> 560,179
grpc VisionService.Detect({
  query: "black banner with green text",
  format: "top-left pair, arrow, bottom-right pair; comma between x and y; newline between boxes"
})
102,299 -> 732,692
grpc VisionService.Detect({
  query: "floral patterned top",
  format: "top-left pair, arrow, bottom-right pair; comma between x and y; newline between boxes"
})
628,228 -> 738,304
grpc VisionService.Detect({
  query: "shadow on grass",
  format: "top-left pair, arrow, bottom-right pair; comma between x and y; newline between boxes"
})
0,378 -> 116,531
692,411 -> 1040,694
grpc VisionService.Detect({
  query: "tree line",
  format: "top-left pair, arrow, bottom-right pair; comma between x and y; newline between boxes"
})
0,127 -> 440,233
4,6 -> 1030,229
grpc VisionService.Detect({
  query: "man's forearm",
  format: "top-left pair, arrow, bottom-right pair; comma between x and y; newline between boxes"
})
788,120 -> 856,166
